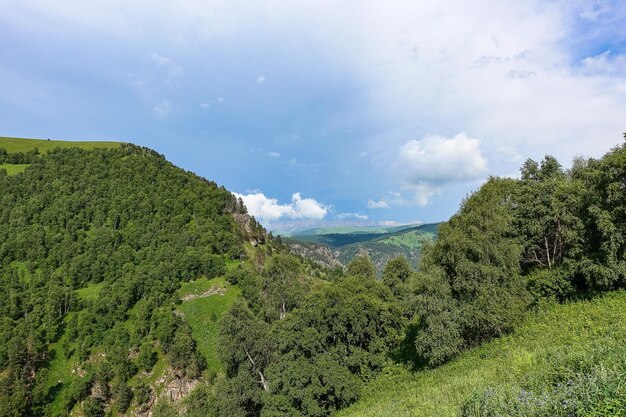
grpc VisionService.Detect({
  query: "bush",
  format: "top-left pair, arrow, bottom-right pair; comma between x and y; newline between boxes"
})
526,267 -> 575,302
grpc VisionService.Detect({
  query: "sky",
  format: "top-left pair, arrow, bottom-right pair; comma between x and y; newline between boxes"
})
1,1 -> 626,231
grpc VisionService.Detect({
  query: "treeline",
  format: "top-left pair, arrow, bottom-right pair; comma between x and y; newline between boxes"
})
411,143 -> 626,366
0,145 -> 250,416
0,147 -> 41,164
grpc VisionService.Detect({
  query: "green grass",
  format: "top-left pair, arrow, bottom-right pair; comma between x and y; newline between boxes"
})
178,277 -> 241,374
42,312 -> 79,417
76,282 -> 104,302
378,230 -> 434,249
338,292 -> 626,417
0,136 -> 122,153
0,163 -> 29,175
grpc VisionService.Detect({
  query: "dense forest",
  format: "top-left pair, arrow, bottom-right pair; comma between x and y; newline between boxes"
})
1,137 -> 626,416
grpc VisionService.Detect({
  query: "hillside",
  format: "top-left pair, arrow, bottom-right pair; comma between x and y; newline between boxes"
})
339,291 -> 626,417
0,138 -> 266,416
286,223 -> 439,273
0,136 -> 122,176
0,136 -> 122,153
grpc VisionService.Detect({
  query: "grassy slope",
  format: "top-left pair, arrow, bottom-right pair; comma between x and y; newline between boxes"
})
0,137 -> 123,176
0,163 -> 29,175
338,291 -> 626,417
0,136 -> 122,153
177,261 -> 242,375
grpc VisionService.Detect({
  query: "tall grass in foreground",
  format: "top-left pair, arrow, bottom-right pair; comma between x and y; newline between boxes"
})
338,292 -> 626,417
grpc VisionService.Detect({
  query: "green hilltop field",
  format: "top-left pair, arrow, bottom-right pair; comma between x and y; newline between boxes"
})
0,136 -> 122,153
0,136 -> 122,176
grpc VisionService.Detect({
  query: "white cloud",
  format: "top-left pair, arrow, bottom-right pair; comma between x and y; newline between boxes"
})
398,133 -> 488,184
149,52 -> 182,77
336,212 -> 368,220
5,0 -> 626,214
581,51 -> 626,76
367,199 -> 390,209
233,191 -> 329,223
199,102 -> 210,108
394,133 -> 487,206
408,183 -> 437,207
153,99 -> 171,118
256,75 -> 266,85
266,151 -> 280,158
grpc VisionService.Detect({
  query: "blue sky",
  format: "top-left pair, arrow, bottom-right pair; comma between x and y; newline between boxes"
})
1,1 -> 626,231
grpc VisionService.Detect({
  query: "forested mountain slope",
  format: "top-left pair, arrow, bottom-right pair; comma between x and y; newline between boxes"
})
0,140 -> 264,416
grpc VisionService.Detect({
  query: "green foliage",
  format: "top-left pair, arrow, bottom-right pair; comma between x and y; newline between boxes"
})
413,178 -> 529,365
152,400 -> 179,417
0,143 -> 244,414
183,384 -> 216,417
338,292 -> 626,417
217,300 -> 271,416
264,276 -> 402,416
346,254 -> 376,280
137,343 -> 158,373
261,253 -> 306,321
526,267 -> 575,302
382,256 -> 413,297
410,267 -> 462,366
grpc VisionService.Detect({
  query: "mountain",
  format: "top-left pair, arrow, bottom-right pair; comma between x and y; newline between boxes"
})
0,138 -> 265,416
285,223 -> 439,273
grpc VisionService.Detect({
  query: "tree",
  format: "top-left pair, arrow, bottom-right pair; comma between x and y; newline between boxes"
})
261,254 -> 306,321
219,300 -> 273,393
382,256 -> 413,298
264,277 -> 401,416
413,178 -> 529,364
346,254 -> 376,280
515,156 -> 583,271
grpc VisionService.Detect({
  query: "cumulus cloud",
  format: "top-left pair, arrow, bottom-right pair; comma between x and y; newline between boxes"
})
397,133 -> 488,184
266,151 -> 280,158
336,212 -> 368,220
581,51 -> 626,76
367,199 -> 390,209
233,192 -> 329,223
389,133 -> 488,206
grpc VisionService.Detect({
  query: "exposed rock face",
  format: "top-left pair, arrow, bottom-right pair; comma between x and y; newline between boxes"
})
164,378 -> 198,402
133,374 -> 200,417
180,285 -> 226,301
284,240 -> 342,269
225,193 -> 267,246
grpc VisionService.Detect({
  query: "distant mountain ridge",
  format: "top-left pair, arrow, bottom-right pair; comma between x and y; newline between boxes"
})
284,223 -> 440,273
